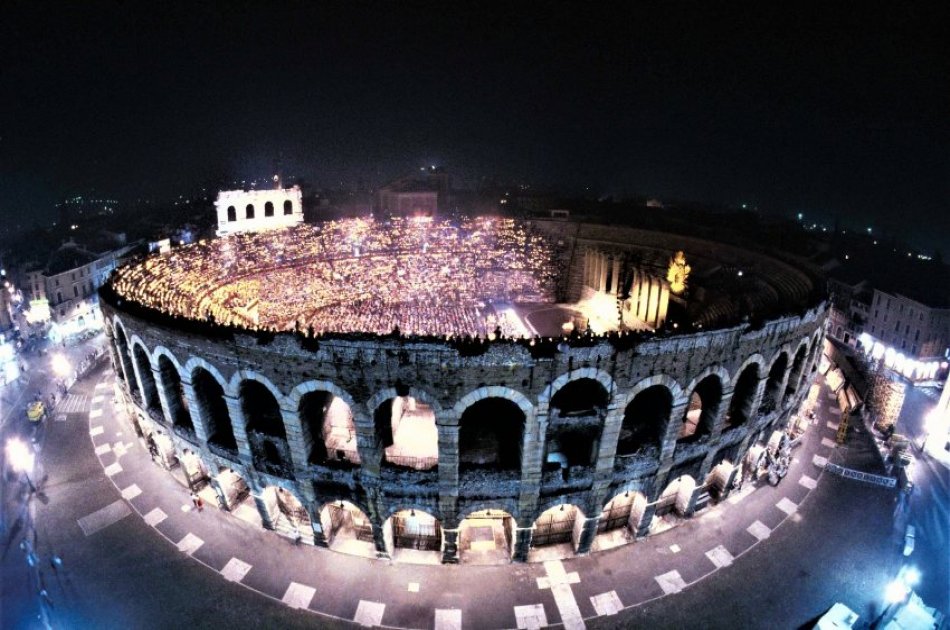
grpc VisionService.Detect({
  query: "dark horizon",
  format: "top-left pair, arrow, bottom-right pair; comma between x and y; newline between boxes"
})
1,3 -> 946,251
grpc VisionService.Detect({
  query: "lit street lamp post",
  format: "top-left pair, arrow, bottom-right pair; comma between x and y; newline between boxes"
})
6,437 -> 37,493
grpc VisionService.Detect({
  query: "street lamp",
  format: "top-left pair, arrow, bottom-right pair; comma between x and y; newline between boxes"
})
51,353 -> 71,377
6,437 -> 36,492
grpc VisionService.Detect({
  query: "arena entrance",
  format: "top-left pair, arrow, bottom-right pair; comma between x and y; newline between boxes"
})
528,504 -> 584,561
725,363 -> 759,431
384,509 -> 443,564
593,491 -> 647,551
319,501 -> 376,558
617,385 -> 671,456
458,509 -> 515,565
458,399 -> 524,470
375,395 -> 438,470
216,467 -> 254,518
679,376 -> 722,443
192,368 -> 237,454
651,475 -> 696,534
299,392 -> 360,465
261,486 -> 313,544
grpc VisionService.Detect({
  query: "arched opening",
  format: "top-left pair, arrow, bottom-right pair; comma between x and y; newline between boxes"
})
264,201 -> 274,217
679,375 -> 722,442
550,378 -> 609,417
193,368 -> 236,452
215,467 -> 251,514
245,203 -> 255,219
725,364 -> 759,430
784,345 -> 808,404
654,475 -> 696,522
374,395 -> 438,470
617,385 -> 672,455
458,398 -> 524,470
132,344 -> 161,415
595,490 -> 647,551
157,355 -> 194,432
226,205 -> 237,222
299,391 -> 359,466
319,500 -> 375,557
704,459 -> 736,500
384,509 -> 442,564
261,486 -> 313,543
458,509 -> 515,564
759,353 -> 789,414
529,504 -> 584,559
283,199 -> 293,215
240,380 -> 290,473
113,325 -> 139,400
178,448 -> 209,492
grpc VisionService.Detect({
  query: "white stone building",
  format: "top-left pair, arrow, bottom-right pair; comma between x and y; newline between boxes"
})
214,186 -> 303,236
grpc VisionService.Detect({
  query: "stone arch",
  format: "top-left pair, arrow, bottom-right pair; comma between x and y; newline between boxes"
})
616,374 -> 684,410
370,386 -> 440,470
283,199 -> 293,215
112,317 -> 138,394
150,345 -> 184,375
226,205 -> 236,222
458,498 -> 521,526
784,339 -> 810,403
183,356 -> 228,390
384,507 -> 443,556
681,365 -> 731,400
454,385 -> 533,419
457,396 -> 526,470
189,364 -> 236,451
129,338 -> 161,414
289,380 -> 361,465
617,380 -> 674,456
156,352 -> 193,431
317,499 -> 376,555
726,360 -> 761,430
236,374 -> 289,471
732,353 -> 767,385
227,370 -> 284,402
539,367 -> 616,409
245,203 -> 255,219
678,371 -> 725,441
530,502 -> 585,549
759,348 -> 791,414
597,489 -> 648,536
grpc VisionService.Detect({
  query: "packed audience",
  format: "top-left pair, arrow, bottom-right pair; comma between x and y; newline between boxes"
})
111,217 -> 560,337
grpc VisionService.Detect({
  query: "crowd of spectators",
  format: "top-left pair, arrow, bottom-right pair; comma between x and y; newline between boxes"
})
110,216 -> 560,337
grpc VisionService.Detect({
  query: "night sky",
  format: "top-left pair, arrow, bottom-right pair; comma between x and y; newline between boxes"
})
1,3 -> 946,249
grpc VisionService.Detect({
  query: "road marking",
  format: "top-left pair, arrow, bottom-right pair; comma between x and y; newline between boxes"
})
434,609 -> 462,630
776,498 -> 798,515
826,421 -> 838,430
747,520 -> 771,541
96,382 -> 110,391
669,544 -> 681,553
55,415 -> 67,423
103,462 -> 123,476
727,485 -> 753,504
353,600 -> 385,626
90,409 -> 103,418
282,582 -> 316,610
590,590 -> 623,616
221,558 -> 252,582
90,426 -> 104,436
92,395 -> 105,403
799,474 -> 818,490
77,500 -> 132,536
176,532 -> 204,555
57,394 -> 89,414
408,582 -> 419,593
121,484 -> 141,500
144,508 -> 167,527
536,560 -> 584,629
94,444 -> 112,456
705,544 -> 734,568
813,454 -> 828,468
514,604 -> 548,630
821,437 -> 836,448
655,570 -> 687,594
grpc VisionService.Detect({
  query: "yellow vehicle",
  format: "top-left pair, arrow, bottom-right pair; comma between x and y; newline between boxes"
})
27,401 -> 46,423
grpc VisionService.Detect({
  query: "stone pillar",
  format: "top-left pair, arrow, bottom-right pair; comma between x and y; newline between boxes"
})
209,476 -> 229,511
751,375 -> 770,419
708,388 -> 735,441
437,413 -> 459,525
518,409 -> 544,523
279,406 -> 307,474
610,258 -> 621,295
583,250 -> 592,288
598,254 -> 608,293
574,515 -> 601,555
659,401 -> 688,463
513,526 -> 533,562
352,409 -> 382,476
223,394 -> 254,465
441,527 -> 460,564
252,490 -> 275,530
151,365 -> 176,426
179,378 -> 210,443
128,352 -> 152,410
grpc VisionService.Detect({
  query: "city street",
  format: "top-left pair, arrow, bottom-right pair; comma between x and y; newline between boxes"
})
3,357 -> 941,629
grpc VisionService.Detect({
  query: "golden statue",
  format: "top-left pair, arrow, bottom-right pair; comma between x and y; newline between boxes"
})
667,250 -> 690,294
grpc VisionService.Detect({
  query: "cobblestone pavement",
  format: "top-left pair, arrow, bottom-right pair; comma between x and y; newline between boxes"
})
1,367 -> 922,629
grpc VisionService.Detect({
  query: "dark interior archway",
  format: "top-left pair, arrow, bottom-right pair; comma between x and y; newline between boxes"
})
193,368 -> 236,450
760,353 -> 789,414
784,345 -> 808,404
226,205 -> 236,221
679,375 -> 722,442
726,364 -> 759,430
132,344 -> 161,414
114,325 -> 139,399
158,355 -> 193,431
458,398 -> 525,469
618,385 -> 672,455
264,201 -> 274,217
283,199 -> 293,215
240,380 -> 287,469
550,378 -> 608,417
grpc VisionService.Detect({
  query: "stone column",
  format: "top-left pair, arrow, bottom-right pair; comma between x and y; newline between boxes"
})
513,526 -> 533,562
223,394 -> 254,466
151,365 -> 176,426
128,353 -> 152,410
708,388 -> 735,441
610,258 -> 621,295
352,409 -> 382,476
573,515 -> 601,555
659,400 -> 689,464
518,408 -> 544,524
441,527 -> 460,564
583,250 -> 592,288
279,406 -> 307,474
751,375 -> 770,419
437,412 -> 459,525
179,378 -> 210,443
252,489 -> 275,530
209,476 -> 230,511
598,254 -> 608,293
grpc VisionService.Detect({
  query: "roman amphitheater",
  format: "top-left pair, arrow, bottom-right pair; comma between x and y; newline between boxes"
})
99,212 -> 828,565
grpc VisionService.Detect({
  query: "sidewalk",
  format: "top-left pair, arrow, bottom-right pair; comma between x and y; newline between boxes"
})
14,364 -> 869,630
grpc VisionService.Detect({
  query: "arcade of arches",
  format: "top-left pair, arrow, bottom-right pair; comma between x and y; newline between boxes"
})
107,322 -> 820,564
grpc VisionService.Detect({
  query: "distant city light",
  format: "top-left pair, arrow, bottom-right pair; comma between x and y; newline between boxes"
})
797,213 -> 803,220
51,353 -> 72,377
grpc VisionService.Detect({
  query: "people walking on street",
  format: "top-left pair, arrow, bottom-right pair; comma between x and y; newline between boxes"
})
190,491 -> 204,512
